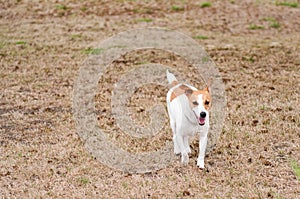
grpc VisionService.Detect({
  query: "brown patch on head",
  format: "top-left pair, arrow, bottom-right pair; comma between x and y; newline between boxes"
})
170,85 -> 211,110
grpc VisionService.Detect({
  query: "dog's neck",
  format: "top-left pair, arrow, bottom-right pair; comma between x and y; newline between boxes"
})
185,111 -> 198,126
178,95 -> 199,125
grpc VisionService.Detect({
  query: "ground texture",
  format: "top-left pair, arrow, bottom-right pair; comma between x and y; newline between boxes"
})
1,0 -> 300,198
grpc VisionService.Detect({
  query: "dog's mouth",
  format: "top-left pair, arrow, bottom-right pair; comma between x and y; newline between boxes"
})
194,112 -> 206,126
198,117 -> 205,126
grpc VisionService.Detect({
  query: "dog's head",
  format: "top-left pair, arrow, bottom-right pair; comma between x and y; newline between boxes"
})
185,87 -> 211,126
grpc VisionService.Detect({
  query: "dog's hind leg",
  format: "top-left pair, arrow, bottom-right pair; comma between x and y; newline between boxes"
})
170,120 -> 180,154
173,136 -> 181,155
174,134 -> 189,165
183,136 -> 191,154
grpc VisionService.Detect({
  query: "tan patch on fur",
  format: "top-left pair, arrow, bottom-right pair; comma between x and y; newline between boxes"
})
170,80 -> 179,87
170,84 -> 193,102
170,85 -> 211,110
169,83 -> 211,109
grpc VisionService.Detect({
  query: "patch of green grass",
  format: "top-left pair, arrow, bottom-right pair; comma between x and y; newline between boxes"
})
84,47 -> 104,55
46,191 -> 53,196
264,17 -> 275,22
133,8 -> 153,14
71,34 -> 82,39
242,56 -> 255,63
260,104 -> 267,111
262,119 -> 271,125
248,24 -> 265,30
264,17 -> 281,29
275,194 -> 284,199
275,1 -> 298,8
291,160 -> 300,180
202,56 -> 209,63
195,35 -> 209,40
270,21 -> 281,28
137,61 -> 151,65
56,4 -> 67,10
122,182 -> 128,189
171,5 -> 184,11
15,41 -> 26,45
136,18 -> 153,23
80,6 -> 87,12
200,2 -> 212,8
78,177 -> 90,185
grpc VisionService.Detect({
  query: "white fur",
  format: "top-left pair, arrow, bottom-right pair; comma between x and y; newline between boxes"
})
166,71 -> 209,169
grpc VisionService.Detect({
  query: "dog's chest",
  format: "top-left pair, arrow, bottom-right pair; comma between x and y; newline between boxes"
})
180,118 -> 199,136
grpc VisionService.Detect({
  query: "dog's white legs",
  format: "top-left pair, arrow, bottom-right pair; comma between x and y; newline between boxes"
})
173,135 -> 180,155
170,120 -> 181,154
174,134 -> 189,164
181,153 -> 189,165
183,136 -> 191,154
197,134 -> 208,169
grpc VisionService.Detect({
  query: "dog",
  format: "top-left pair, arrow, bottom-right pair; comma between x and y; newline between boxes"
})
166,70 -> 211,169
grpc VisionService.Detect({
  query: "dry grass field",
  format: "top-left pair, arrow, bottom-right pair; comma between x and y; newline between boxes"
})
1,0 -> 300,198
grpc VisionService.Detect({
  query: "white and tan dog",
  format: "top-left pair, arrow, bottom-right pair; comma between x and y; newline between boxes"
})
166,70 -> 211,169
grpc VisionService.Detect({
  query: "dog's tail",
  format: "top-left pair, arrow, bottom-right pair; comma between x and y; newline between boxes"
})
166,70 -> 177,84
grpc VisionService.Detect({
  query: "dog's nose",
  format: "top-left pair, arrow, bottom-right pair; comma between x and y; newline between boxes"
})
200,111 -> 206,118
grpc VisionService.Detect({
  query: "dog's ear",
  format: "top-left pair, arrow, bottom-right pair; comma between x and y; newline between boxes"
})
204,86 -> 209,92
205,78 -> 213,93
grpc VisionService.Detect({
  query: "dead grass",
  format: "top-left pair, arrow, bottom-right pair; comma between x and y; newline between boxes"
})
1,0 -> 299,198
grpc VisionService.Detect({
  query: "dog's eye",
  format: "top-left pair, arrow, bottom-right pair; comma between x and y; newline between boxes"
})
205,100 -> 210,105
192,101 -> 199,106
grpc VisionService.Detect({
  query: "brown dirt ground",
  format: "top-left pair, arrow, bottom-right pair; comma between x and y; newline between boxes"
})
1,0 -> 300,198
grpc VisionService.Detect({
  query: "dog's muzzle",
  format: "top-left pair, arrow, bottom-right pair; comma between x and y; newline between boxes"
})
199,111 -> 206,126
194,111 -> 206,126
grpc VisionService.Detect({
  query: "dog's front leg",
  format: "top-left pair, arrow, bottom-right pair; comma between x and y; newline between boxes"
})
197,133 -> 208,169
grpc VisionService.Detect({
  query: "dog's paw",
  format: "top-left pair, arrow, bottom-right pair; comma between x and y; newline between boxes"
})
174,144 -> 180,155
197,158 -> 205,169
174,149 -> 181,155
181,154 -> 189,165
